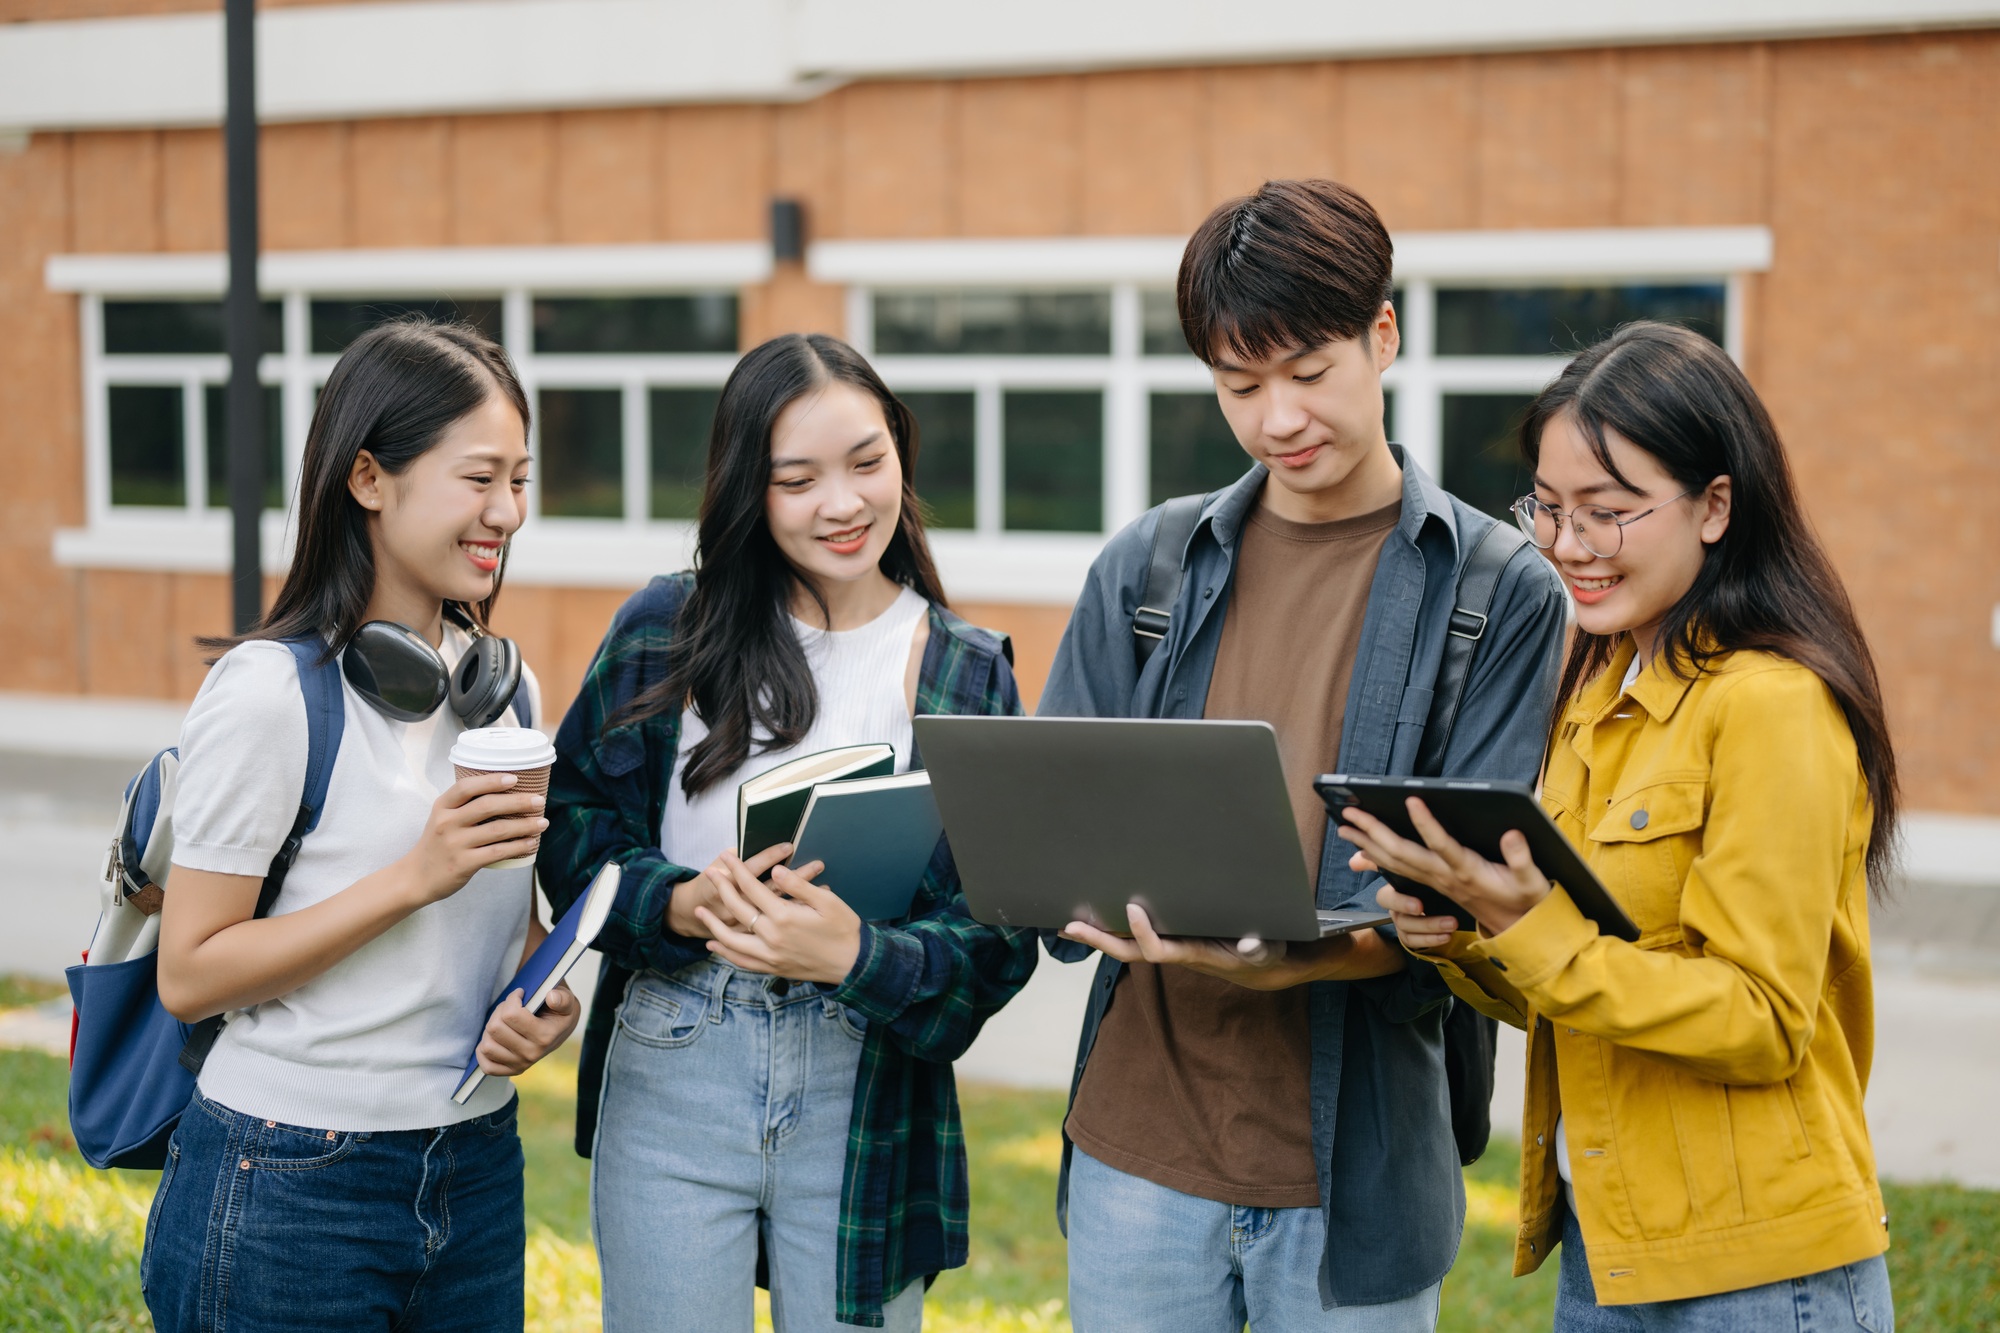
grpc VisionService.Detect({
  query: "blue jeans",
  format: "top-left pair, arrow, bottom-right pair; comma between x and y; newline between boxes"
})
591,959 -> 923,1332
1555,1200 -> 1894,1331
142,1092 -> 524,1332
1066,1147 -> 1442,1333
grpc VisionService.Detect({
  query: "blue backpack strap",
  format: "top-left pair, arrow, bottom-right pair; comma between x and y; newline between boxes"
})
283,637 -> 346,838
508,676 -> 533,732
179,637 -> 346,1074
254,637 -> 345,914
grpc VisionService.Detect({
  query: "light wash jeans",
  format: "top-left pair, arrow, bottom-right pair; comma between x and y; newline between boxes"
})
591,959 -> 924,1332
1555,1201 -> 1894,1332
1066,1147 -> 1442,1333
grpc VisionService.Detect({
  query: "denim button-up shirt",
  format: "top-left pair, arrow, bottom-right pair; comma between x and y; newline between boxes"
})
1038,448 -> 1567,1307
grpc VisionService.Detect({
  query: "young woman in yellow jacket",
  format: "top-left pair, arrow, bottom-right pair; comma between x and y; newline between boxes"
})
1339,321 -> 1897,1332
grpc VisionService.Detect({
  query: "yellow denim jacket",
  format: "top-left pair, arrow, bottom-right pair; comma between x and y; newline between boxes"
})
1425,642 -> 1888,1305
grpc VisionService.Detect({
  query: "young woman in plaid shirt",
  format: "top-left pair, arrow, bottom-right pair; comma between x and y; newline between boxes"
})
536,333 -> 1036,1331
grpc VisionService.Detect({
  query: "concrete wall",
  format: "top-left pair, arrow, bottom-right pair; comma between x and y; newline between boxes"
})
2,33 -> 1995,808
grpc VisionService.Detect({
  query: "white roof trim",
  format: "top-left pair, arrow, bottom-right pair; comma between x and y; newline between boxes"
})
46,244 -> 775,296
1394,227 -> 1774,280
3,1 -> 1996,131
811,238 -> 1193,287
812,228 -> 1775,288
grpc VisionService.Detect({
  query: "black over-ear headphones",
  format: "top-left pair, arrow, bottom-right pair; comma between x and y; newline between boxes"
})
341,618 -> 523,728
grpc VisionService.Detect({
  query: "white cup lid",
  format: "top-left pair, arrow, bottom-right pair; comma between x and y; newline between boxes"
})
450,726 -> 556,771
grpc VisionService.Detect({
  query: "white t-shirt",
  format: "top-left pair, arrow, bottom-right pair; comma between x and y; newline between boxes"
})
662,586 -> 929,873
1555,647 -> 1647,1188
171,631 -> 538,1131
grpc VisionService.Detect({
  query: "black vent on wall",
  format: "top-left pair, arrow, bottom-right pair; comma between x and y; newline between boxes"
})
771,198 -> 806,263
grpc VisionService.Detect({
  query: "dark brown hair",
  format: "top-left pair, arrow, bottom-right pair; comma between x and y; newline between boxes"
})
202,316 -> 528,663
1176,178 -> 1395,366
613,333 -> 948,796
1522,321 -> 1900,885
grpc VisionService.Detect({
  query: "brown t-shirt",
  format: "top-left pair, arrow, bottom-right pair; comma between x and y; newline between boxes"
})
1064,498 -> 1400,1207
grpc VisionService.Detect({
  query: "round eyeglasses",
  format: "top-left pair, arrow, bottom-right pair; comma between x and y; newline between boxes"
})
1510,490 -> 1695,559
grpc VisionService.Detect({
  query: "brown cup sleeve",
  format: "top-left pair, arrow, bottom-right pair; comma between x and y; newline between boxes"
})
453,764 -> 552,855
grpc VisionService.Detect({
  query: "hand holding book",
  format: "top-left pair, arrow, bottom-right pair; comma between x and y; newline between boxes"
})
451,861 -> 622,1105
666,841 -> 794,940
695,850 -> 863,987
475,979 -> 580,1076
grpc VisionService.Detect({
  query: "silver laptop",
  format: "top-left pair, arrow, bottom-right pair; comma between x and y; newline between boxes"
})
913,716 -> 1388,943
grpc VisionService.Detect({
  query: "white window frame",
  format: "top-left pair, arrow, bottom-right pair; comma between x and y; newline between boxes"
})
48,230 -> 1768,604
817,227 -> 1768,602
48,243 -> 771,585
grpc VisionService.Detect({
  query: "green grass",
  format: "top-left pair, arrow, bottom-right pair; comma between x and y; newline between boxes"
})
1879,1179 -> 2000,1329
0,974 -> 66,1011
3,1041 -> 1995,1331
0,1049 -> 154,1332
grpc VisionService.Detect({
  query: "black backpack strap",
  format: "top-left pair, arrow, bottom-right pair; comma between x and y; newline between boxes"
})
1131,494 -> 1207,672
1415,521 -> 1527,779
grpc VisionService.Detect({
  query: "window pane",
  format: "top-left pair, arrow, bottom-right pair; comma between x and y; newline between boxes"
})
900,390 -> 976,529
535,296 -> 738,354
107,385 -> 185,507
310,298 -> 503,354
1441,393 -> 1537,521
648,386 -> 720,520
104,300 -> 281,355
538,388 -> 624,518
1003,390 -> 1101,532
202,384 -> 285,511
1435,284 -> 1726,356
1141,290 -> 1191,356
1148,392 -> 1245,505
874,291 -> 1111,356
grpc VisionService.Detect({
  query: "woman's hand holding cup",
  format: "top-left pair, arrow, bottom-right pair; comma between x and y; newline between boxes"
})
398,771 -> 549,906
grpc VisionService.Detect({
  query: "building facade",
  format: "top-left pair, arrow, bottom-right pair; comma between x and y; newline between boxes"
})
1,2 -> 1996,815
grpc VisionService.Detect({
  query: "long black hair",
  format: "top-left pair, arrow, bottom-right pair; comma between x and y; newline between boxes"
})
614,332 -> 948,796
1521,321 -> 1899,883
202,316 -> 529,662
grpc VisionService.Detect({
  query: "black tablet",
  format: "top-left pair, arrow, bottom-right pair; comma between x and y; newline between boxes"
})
1313,774 -> 1640,943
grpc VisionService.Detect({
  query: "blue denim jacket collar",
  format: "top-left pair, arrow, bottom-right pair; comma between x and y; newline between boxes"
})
1198,442 -> 1460,552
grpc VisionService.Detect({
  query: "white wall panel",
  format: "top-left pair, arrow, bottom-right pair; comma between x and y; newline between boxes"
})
3,0 -> 1994,131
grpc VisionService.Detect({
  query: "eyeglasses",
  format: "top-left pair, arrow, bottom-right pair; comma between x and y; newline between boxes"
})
1510,490 -> 1695,559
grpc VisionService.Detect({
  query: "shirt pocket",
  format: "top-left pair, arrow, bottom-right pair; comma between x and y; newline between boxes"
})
1584,779 -> 1706,943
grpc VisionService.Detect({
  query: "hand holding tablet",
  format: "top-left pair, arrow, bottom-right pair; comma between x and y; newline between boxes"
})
1317,775 -> 1640,943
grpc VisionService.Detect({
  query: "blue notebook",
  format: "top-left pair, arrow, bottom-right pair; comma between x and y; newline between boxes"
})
789,771 -> 942,922
451,862 -> 621,1106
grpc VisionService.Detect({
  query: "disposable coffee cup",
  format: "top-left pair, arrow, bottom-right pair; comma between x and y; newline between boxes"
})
449,727 -> 557,870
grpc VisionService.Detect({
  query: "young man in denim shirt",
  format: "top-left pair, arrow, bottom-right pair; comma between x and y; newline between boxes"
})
1040,180 -> 1567,1332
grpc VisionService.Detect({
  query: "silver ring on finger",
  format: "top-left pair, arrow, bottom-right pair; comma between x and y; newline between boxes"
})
744,911 -> 761,930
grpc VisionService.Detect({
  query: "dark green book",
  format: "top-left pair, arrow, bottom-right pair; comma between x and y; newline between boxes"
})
790,771 -> 941,921
736,743 -> 895,860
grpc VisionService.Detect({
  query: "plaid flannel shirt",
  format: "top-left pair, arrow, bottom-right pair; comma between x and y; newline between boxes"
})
536,573 -> 1037,1326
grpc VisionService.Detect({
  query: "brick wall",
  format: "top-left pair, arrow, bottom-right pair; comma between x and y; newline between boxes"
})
2,33 -> 1995,808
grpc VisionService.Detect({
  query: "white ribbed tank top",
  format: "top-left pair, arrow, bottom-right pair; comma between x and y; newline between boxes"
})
661,585 -> 929,872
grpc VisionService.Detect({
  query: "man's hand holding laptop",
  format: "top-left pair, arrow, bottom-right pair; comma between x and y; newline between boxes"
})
1058,905 -> 1404,990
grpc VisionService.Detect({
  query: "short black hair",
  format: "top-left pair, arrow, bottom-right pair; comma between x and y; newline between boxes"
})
1177,179 -> 1395,367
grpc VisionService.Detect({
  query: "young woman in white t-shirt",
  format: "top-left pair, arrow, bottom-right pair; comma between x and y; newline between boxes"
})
536,333 -> 1037,1331
144,318 -> 579,1332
